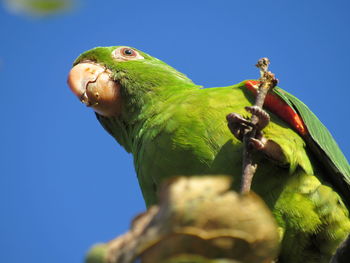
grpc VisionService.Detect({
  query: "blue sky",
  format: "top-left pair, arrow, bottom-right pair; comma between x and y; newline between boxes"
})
1,1 -> 349,262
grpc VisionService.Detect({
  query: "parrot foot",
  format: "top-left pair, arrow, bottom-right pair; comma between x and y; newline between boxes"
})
249,137 -> 286,163
249,137 -> 266,150
244,106 -> 270,131
226,106 -> 270,141
226,107 -> 285,163
226,112 -> 254,141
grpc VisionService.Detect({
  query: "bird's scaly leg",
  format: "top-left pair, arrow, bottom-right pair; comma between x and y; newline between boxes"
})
226,106 -> 285,163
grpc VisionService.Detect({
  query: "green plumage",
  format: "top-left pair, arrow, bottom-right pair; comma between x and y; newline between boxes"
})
74,46 -> 350,262
273,87 -> 350,204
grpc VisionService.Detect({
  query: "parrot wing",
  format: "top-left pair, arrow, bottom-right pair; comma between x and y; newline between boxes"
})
273,86 -> 350,202
244,80 -> 350,203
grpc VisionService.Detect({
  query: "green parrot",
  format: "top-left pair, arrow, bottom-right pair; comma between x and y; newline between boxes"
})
68,46 -> 350,262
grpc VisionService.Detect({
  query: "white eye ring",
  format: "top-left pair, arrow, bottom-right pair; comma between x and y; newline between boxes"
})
111,47 -> 144,61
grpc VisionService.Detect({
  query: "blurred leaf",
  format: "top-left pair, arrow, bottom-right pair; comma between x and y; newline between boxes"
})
3,0 -> 74,17
86,176 -> 280,263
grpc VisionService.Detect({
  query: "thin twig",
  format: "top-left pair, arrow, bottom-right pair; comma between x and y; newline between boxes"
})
240,58 -> 278,194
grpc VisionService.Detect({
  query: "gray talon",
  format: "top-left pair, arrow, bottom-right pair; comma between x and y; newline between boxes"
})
226,113 -> 253,141
227,107 -> 284,163
249,137 -> 266,150
245,106 -> 270,130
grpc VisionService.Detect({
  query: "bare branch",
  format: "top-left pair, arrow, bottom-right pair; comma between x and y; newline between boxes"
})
240,58 -> 278,194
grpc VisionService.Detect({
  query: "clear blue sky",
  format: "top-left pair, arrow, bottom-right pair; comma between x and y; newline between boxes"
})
1,1 -> 349,262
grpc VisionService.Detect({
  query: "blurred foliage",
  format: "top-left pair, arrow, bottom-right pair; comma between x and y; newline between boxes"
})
3,0 -> 75,17
86,176 -> 280,263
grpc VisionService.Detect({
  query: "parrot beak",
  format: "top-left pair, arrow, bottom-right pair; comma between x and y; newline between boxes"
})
67,63 -> 122,117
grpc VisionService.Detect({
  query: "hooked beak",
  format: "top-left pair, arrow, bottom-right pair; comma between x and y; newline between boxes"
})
67,62 -> 122,117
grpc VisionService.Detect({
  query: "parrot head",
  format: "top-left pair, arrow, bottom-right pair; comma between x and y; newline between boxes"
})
68,46 -> 196,117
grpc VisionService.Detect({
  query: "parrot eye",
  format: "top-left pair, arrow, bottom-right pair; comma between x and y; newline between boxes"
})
112,47 -> 144,62
122,48 -> 136,57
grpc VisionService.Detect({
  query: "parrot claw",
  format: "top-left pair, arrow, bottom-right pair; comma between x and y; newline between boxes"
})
226,106 -> 270,142
245,106 -> 270,131
227,107 -> 285,163
226,113 -> 254,141
250,136 -> 286,164
249,137 -> 266,150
